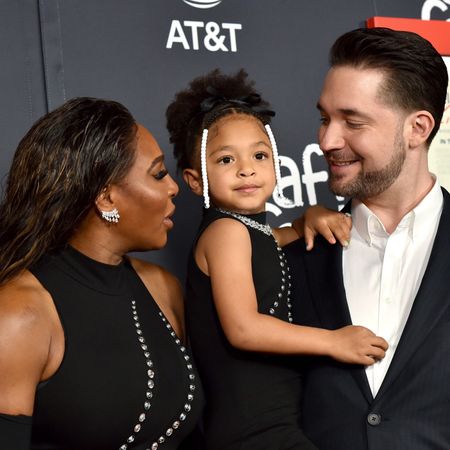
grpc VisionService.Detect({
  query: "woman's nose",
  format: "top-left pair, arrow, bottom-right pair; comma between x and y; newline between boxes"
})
168,174 -> 179,198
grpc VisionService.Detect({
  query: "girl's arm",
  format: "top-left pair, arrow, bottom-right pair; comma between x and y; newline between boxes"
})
196,218 -> 387,365
273,205 -> 352,249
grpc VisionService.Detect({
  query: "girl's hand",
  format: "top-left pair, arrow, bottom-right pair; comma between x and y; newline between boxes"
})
292,205 -> 352,251
327,325 -> 388,366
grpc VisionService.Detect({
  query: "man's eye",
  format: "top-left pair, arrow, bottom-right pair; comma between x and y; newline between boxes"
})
346,121 -> 363,129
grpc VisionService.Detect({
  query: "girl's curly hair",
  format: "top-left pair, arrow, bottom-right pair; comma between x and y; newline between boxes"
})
166,69 -> 273,171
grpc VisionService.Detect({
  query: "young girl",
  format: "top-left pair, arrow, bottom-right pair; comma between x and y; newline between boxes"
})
166,70 -> 388,450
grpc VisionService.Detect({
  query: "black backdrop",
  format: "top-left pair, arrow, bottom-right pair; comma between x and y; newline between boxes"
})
1,0 -> 447,280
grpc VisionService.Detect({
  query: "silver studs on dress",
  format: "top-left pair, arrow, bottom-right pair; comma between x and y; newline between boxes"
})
218,209 -> 272,236
119,303 -> 196,450
269,246 -> 293,323
146,312 -> 197,450
217,209 -> 293,322
118,300 -> 156,450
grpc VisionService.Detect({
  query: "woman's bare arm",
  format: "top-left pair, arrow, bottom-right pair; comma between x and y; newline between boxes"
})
0,272 -> 63,416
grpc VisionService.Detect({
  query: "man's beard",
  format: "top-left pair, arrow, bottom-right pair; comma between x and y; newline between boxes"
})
328,132 -> 406,199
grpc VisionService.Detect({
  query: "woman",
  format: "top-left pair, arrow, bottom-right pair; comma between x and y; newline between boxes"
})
0,97 -> 203,450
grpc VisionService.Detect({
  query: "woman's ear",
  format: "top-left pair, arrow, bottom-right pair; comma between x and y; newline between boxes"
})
95,186 -> 116,212
407,110 -> 435,148
183,168 -> 203,196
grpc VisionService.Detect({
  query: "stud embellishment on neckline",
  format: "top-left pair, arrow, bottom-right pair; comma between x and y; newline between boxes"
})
119,300 -> 156,450
216,208 -> 293,323
217,208 -> 272,236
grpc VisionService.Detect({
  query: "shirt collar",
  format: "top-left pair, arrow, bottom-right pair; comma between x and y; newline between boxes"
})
351,177 -> 443,246
411,176 -> 443,241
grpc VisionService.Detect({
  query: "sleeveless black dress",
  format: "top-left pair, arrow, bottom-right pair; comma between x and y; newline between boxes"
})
185,209 -> 316,450
3,246 -> 203,450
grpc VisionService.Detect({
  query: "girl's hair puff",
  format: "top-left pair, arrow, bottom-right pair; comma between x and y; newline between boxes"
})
166,68 -> 273,171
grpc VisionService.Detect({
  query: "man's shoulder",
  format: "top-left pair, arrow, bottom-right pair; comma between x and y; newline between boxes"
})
442,186 -> 450,204
438,187 -> 450,229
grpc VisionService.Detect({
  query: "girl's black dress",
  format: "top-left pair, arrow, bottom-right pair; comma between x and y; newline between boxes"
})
0,245 -> 203,450
185,208 -> 316,450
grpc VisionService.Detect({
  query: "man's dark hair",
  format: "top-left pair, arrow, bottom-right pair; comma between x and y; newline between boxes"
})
330,27 -> 448,145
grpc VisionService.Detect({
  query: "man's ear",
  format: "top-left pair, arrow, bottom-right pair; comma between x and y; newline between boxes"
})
407,110 -> 435,148
183,168 -> 203,196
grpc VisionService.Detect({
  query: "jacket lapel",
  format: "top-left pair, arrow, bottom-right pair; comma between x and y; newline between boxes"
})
304,201 -> 352,329
376,189 -> 450,400
303,236 -> 373,403
304,241 -> 350,329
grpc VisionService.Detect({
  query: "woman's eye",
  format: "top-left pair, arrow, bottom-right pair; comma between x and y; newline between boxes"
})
154,169 -> 168,180
218,156 -> 233,164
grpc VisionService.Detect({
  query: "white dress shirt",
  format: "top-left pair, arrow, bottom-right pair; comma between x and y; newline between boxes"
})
343,179 -> 444,397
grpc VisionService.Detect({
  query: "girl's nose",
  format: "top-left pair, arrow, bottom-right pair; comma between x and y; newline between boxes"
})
238,166 -> 256,177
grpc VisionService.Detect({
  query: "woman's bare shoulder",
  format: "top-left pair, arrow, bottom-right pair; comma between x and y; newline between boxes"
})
130,258 -> 182,294
0,271 -> 58,414
0,270 -> 51,325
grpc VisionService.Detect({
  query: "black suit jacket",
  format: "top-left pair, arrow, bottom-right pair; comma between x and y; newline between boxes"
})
285,188 -> 450,450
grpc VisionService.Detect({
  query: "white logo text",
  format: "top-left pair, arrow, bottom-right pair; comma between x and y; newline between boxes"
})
166,20 -> 242,52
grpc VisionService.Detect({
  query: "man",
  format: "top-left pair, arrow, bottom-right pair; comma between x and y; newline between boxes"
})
286,27 -> 450,449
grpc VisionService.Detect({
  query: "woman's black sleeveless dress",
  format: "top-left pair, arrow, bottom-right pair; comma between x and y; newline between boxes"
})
185,209 -> 316,450
7,245 -> 203,450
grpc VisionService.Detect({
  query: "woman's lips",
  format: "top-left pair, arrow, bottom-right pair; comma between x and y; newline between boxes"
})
163,208 -> 175,229
163,217 -> 174,229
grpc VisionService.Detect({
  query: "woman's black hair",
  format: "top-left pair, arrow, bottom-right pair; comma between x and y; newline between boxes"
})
0,97 -> 137,285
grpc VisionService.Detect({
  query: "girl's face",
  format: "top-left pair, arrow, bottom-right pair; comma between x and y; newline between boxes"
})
204,114 -> 276,215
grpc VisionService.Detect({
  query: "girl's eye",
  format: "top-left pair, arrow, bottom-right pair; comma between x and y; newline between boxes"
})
218,156 -> 233,164
154,169 -> 168,180
255,152 -> 268,160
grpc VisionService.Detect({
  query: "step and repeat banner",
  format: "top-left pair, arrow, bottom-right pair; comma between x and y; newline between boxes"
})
1,0 -> 449,280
